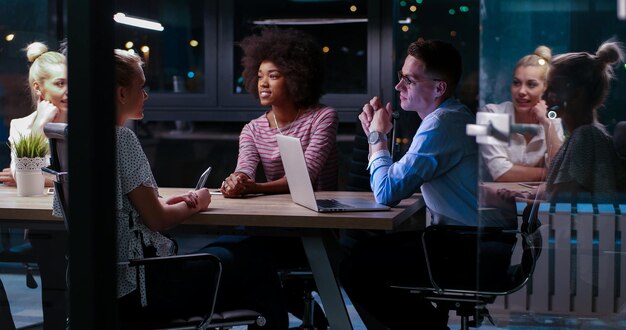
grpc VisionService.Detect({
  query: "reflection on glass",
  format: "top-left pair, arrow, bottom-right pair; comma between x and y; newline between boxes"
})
478,1 -> 626,328
232,0 -> 368,94
114,0 -> 205,93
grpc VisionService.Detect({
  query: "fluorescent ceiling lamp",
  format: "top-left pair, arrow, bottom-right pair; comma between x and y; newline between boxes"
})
253,18 -> 367,25
114,13 -> 164,31
619,0 -> 626,20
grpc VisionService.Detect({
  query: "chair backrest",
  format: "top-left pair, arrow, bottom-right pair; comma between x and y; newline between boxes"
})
614,121 -> 626,159
422,225 -> 530,294
121,253 -> 223,329
345,119 -> 371,192
43,123 -> 69,231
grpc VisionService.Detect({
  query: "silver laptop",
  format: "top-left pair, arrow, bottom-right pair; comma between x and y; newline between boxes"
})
276,134 -> 389,212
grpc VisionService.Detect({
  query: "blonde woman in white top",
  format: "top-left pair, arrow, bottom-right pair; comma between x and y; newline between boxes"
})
481,46 -> 564,182
0,42 -> 67,186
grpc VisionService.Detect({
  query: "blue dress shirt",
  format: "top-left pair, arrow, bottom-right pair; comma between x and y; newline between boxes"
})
368,98 -> 480,226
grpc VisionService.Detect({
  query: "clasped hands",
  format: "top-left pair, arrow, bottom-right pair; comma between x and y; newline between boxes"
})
359,96 -> 394,135
220,172 -> 255,198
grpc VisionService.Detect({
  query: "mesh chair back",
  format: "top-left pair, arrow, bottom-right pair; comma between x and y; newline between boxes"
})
345,119 -> 371,192
615,121 -> 626,159
43,123 -> 69,231
422,226 -> 520,293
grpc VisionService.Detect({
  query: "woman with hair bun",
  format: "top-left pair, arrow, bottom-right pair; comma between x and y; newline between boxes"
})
543,40 -> 626,199
0,41 -> 68,329
481,45 -> 565,182
0,41 -> 67,186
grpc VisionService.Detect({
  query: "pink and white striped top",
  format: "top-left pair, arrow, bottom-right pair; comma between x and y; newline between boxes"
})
235,105 -> 338,191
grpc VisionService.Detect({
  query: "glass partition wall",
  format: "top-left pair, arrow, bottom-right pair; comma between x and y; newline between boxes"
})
477,1 -> 626,328
1,0 -> 626,328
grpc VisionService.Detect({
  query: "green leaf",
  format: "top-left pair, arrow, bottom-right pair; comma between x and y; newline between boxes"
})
8,132 -> 49,158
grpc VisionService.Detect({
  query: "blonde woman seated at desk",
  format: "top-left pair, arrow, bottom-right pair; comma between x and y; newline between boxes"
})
109,49 -> 284,328
486,40 -> 625,209
481,46 -> 564,182
0,42 -> 67,187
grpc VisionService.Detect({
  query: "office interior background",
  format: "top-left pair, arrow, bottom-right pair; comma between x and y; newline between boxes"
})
1,0 -> 626,328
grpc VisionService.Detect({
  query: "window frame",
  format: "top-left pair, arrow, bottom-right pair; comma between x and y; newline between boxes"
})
142,0 -> 392,123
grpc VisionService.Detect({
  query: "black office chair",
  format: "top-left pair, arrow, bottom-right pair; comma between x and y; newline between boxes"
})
613,121 -> 626,195
42,123 -> 266,330
0,229 -> 38,289
390,219 -> 540,330
614,121 -> 626,159
345,119 -> 371,192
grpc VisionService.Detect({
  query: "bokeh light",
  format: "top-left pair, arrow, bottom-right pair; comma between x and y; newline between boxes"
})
449,9 -> 456,15
350,5 -> 357,12
189,39 -> 199,47
187,71 -> 195,79
409,5 -> 417,12
402,25 -> 409,32
141,45 -> 150,53
322,46 -> 330,53
5,34 -> 15,42
125,41 -> 134,49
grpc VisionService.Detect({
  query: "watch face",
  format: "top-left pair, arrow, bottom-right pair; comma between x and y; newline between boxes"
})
368,131 -> 380,144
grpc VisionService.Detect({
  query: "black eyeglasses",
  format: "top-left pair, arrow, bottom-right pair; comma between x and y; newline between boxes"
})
397,71 -> 444,86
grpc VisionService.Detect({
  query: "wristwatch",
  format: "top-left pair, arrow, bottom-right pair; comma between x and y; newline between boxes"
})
367,131 -> 387,145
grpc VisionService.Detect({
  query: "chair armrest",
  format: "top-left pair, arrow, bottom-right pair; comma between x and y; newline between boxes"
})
42,166 -> 68,183
121,252 -> 219,267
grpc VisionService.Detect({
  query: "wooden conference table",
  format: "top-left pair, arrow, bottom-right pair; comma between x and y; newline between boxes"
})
0,186 -> 425,329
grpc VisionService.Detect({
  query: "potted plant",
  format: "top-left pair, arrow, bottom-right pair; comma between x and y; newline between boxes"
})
8,132 -> 49,196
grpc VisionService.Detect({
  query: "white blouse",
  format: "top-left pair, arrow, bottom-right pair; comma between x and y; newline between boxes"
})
480,101 -> 564,181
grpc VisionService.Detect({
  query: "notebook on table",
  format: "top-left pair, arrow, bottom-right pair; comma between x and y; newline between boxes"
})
276,134 -> 389,213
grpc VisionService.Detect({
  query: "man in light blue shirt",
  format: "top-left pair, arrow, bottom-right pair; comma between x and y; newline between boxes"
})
341,39 -> 478,329
366,96 -> 478,225
360,44 -> 478,226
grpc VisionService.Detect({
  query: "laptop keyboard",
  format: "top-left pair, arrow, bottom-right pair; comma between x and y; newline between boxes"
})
316,199 -> 351,209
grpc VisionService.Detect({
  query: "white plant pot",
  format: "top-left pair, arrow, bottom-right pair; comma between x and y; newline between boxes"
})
15,157 -> 47,197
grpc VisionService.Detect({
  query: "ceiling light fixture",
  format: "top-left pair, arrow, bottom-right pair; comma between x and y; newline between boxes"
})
114,13 -> 164,31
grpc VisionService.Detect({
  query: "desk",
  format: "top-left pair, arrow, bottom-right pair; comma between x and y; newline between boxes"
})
0,186 -> 425,329
480,181 -> 541,193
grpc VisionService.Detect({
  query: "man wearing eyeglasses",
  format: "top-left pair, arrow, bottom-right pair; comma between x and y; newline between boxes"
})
340,39 -> 479,329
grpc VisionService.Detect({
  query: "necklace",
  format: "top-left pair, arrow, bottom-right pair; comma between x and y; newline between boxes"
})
273,109 -> 301,136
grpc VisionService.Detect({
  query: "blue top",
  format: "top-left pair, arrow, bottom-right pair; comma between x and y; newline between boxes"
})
368,98 -> 480,226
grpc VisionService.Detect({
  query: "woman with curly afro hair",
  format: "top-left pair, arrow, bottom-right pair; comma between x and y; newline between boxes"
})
207,27 -> 337,329
221,27 -> 338,197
